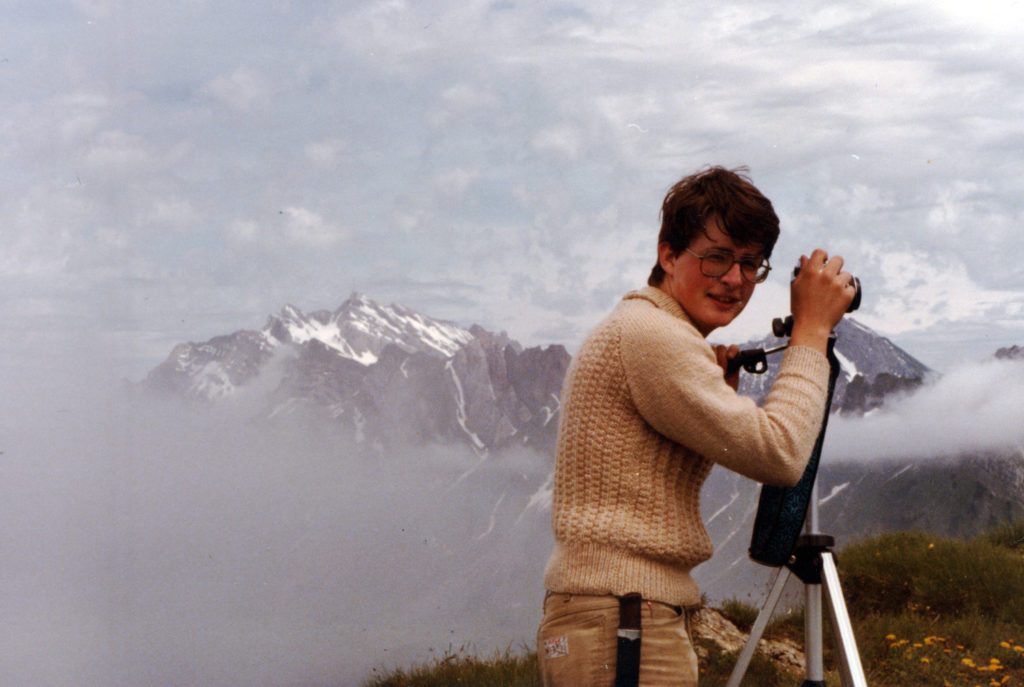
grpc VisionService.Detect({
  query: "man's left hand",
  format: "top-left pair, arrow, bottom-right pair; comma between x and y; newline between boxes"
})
714,344 -> 741,391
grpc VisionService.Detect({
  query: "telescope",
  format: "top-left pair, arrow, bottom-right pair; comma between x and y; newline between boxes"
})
725,269 -> 868,687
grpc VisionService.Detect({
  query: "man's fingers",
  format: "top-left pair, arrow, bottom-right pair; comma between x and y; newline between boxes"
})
806,248 -> 829,270
823,255 -> 845,275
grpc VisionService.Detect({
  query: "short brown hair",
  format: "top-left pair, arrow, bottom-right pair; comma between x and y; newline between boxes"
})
648,166 -> 780,286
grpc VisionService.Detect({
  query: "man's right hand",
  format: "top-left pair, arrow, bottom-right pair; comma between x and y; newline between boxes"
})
788,248 -> 857,354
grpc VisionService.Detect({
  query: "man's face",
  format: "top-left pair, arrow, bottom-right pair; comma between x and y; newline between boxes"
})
658,217 -> 762,337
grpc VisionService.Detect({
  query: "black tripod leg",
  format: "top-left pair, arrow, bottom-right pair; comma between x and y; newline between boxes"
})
821,552 -> 868,687
725,567 -> 791,687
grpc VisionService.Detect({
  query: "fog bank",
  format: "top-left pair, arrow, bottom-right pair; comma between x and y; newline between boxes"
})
824,358 -> 1024,461
0,363 -> 549,687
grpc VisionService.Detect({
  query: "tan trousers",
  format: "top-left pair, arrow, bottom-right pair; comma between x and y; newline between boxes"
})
536,592 -> 699,686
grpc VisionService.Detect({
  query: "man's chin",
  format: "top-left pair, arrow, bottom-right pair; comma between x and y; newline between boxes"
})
705,297 -> 745,319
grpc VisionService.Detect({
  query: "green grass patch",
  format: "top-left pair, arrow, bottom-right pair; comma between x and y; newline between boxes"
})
983,519 -> 1024,551
838,530 -> 1024,622
720,597 -> 760,632
834,522 -> 1024,686
363,647 -> 538,687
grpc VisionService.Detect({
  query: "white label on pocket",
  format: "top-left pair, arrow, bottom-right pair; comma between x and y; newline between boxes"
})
544,635 -> 569,659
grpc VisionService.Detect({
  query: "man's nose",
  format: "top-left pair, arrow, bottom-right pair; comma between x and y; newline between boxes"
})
720,261 -> 744,286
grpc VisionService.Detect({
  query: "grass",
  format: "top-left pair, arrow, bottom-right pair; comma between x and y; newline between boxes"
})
363,646 -> 539,687
362,521 -> 1024,686
836,528 -> 1024,686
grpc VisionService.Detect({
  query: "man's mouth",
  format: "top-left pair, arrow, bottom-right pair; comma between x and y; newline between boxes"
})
707,292 -> 741,305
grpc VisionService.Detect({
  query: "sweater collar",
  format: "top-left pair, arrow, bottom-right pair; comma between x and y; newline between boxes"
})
623,286 -> 695,326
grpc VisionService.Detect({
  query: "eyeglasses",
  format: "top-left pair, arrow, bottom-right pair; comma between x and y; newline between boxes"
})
684,248 -> 771,284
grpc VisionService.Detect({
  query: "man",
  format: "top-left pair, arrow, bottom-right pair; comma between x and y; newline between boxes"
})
536,166 -> 856,686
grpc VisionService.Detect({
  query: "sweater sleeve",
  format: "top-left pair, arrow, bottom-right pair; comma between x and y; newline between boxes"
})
619,308 -> 831,486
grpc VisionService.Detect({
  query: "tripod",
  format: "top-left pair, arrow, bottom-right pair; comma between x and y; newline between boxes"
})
725,332 -> 868,687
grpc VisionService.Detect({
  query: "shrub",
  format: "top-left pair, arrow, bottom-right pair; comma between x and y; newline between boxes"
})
982,518 -> 1024,551
838,531 -> 1024,622
720,597 -> 760,632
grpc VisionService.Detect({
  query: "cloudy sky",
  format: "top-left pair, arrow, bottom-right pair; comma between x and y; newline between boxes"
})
3,0 -> 1024,379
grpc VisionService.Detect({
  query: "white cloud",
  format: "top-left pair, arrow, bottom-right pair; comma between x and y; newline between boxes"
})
70,0 -> 113,18
83,130 -> 153,173
280,206 -> 347,247
859,249 -> 1023,334
826,358 -> 1024,460
201,67 -> 270,111
930,0 -> 1024,33
432,167 -> 478,197
58,91 -> 111,141
439,83 -> 498,112
4,0 -> 1024,375
226,219 -> 260,243
530,124 -> 584,160
304,139 -> 346,168
144,198 -> 201,230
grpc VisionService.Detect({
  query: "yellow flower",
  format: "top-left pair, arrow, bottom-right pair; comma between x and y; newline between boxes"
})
913,642 -> 923,648
920,657 -> 931,664
962,658 -> 977,667
885,633 -> 897,641
1014,645 -> 1024,653
999,641 -> 1011,649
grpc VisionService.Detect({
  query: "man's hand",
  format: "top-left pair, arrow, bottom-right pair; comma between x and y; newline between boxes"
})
789,248 -> 857,354
714,344 -> 741,391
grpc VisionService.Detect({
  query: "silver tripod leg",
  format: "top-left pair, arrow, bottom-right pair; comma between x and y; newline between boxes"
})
821,552 -> 868,687
805,576 -> 825,683
725,567 -> 790,687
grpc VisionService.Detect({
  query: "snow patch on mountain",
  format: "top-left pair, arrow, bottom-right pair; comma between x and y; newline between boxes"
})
818,482 -> 849,505
264,293 -> 474,369
833,349 -> 858,381
447,360 -> 487,454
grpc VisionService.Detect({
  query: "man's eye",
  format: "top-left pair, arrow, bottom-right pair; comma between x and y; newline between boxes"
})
705,252 -> 732,265
739,258 -> 761,270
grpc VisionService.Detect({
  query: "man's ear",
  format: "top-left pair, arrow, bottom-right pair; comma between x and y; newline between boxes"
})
658,242 -> 677,277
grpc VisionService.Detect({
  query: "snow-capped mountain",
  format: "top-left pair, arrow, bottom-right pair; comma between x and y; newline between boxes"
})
736,317 -> 934,414
144,293 -> 570,454
146,293 -> 476,399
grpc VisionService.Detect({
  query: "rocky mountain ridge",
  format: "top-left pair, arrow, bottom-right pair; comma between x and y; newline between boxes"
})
996,344 -> 1024,360
145,293 -> 940,455
144,293 -> 570,455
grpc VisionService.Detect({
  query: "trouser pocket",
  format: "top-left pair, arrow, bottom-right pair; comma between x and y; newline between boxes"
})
637,604 -> 699,687
536,594 -> 617,687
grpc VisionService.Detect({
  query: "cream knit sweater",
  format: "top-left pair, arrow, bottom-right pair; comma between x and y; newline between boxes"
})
543,286 -> 831,606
